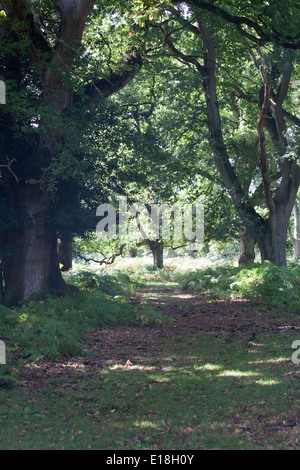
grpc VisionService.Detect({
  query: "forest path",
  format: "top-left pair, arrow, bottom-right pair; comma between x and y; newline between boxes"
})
22,281 -> 295,389
70,280 -> 290,371
8,281 -> 300,450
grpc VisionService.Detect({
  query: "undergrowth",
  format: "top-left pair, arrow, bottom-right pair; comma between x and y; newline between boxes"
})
65,269 -> 136,297
0,271 -> 165,368
180,262 -> 300,311
68,263 -> 181,284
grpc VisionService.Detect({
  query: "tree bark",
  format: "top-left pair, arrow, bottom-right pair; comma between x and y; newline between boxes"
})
257,206 -> 291,265
2,186 -> 69,305
129,248 -> 138,258
148,240 -> 164,269
239,227 -> 256,267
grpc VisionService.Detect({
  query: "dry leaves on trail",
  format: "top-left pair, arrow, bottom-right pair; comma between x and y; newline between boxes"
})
17,285 -> 300,391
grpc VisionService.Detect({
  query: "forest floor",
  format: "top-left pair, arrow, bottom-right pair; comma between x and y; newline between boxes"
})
1,281 -> 300,450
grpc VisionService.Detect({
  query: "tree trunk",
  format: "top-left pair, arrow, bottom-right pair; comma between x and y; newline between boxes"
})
190,22 -> 300,268
239,227 -> 256,267
148,241 -> 164,269
257,207 -> 290,266
2,186 -> 69,306
293,202 -> 300,260
58,234 -> 73,271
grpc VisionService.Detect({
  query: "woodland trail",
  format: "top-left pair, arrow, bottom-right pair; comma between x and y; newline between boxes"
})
21,281 -> 299,390
5,281 -> 300,450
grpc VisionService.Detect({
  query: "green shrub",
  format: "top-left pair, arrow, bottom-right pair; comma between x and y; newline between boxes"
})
231,263 -> 300,310
66,269 -> 134,297
180,265 -> 240,295
180,263 -> 300,311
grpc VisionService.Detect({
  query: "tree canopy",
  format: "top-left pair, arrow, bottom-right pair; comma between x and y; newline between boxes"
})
0,0 -> 299,304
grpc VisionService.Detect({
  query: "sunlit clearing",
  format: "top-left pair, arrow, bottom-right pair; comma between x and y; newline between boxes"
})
61,362 -> 86,370
248,342 -> 265,347
148,374 -> 171,383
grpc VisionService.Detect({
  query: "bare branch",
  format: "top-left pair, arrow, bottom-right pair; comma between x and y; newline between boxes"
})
0,157 -> 19,183
241,37 -> 260,69
148,21 -> 205,74
74,244 -> 126,266
85,51 -> 143,101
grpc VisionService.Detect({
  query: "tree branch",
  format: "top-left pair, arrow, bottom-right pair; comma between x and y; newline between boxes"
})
74,244 -> 126,266
42,0 -> 95,109
0,157 -> 19,183
283,109 -> 300,127
257,63 -> 275,213
148,21 -> 205,75
176,0 -> 300,49
85,51 -> 143,101
275,51 -> 293,108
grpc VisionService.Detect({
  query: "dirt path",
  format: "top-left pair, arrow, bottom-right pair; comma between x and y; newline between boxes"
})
6,281 -> 300,450
21,282 -> 300,389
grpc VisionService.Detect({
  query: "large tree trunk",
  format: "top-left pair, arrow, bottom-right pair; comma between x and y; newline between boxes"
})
239,227 -> 256,267
129,248 -> 138,258
2,186 -> 69,306
0,0 -> 143,305
258,207 -> 290,266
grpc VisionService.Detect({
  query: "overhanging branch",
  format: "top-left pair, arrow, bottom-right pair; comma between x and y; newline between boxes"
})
177,0 -> 300,49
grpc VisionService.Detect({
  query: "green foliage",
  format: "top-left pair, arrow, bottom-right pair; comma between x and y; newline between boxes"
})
181,265 -> 240,296
0,365 -> 18,388
231,263 -> 300,310
0,274 -> 161,362
67,269 -> 134,297
181,263 -> 300,311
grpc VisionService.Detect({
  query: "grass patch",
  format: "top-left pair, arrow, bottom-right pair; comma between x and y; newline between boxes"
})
1,261 -> 299,449
0,331 -> 299,450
